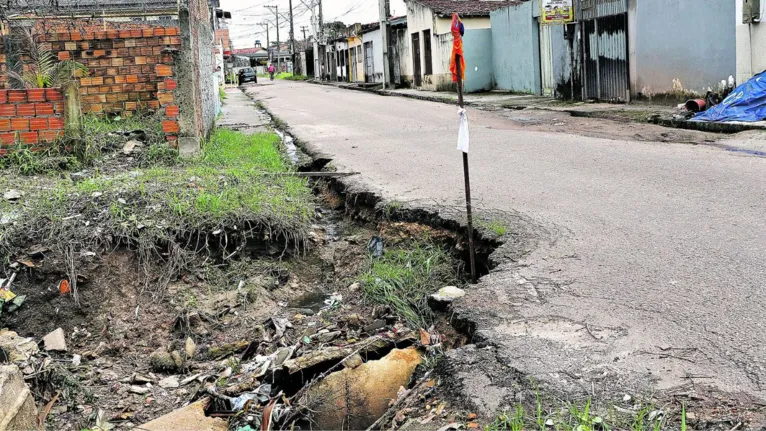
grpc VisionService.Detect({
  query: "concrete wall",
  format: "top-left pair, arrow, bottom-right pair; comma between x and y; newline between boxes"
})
491,2 -> 541,94
434,16 -> 491,35
177,0 -> 216,154
736,0 -> 766,83
363,28 -> 384,83
406,0 -> 493,91
632,0 -> 736,96
463,29 -> 494,92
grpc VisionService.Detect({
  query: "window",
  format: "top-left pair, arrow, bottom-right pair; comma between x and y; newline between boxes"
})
423,29 -> 432,75
357,46 -> 363,63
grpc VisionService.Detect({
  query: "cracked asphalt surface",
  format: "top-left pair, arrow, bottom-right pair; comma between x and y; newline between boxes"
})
244,81 -> 766,403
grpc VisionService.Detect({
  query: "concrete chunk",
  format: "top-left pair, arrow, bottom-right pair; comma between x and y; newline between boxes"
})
139,398 -> 227,431
42,328 -> 68,352
0,365 -> 38,431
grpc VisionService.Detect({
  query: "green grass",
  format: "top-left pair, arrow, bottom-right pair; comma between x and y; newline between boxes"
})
0,128 -> 314,292
480,398 -> 693,431
478,219 -> 509,236
357,242 -> 458,328
276,72 -> 309,81
0,114 -> 167,176
219,86 -> 227,103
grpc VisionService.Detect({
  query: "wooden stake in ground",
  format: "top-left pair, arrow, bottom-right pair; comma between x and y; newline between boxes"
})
450,13 -> 476,283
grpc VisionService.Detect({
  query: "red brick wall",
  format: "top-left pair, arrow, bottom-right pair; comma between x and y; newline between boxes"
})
0,26 -> 182,144
0,89 -> 65,153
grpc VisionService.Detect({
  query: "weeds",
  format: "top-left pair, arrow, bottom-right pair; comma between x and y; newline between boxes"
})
219,86 -> 227,103
481,397 -> 688,431
485,405 -> 524,431
478,219 -> 508,236
358,242 -> 458,328
0,143 -> 80,175
0,129 -> 314,296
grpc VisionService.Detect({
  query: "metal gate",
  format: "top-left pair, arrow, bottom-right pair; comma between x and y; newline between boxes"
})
539,24 -> 554,96
579,0 -> 629,101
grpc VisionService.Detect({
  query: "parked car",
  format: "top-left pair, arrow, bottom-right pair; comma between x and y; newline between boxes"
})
238,68 -> 257,85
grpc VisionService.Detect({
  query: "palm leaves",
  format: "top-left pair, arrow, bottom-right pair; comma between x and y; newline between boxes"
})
6,28 -> 88,89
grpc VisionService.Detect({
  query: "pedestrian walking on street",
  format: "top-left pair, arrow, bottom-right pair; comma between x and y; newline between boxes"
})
268,63 -> 275,81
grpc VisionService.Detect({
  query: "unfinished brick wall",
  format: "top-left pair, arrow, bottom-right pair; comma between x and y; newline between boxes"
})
0,26 -> 183,143
0,89 -> 65,153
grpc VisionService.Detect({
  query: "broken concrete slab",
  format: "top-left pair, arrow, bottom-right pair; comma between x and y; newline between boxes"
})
139,398 -> 227,431
0,330 -> 39,363
307,347 -> 423,430
42,328 -> 67,352
0,365 -> 38,431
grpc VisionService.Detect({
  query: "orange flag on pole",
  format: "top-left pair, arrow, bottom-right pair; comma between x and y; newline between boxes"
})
449,13 -> 465,83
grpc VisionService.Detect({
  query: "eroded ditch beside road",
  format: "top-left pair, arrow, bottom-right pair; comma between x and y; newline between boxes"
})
0,92 -> 509,431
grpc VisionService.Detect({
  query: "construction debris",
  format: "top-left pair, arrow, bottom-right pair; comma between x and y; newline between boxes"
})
139,399 -> 227,431
0,365 -> 38,431
42,328 -> 68,352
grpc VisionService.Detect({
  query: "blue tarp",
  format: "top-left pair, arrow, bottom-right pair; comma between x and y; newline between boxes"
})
693,71 -> 766,123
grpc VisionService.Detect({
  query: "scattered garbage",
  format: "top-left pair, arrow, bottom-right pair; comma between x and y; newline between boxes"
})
693,71 -> 766,122
122,140 -> 144,155
430,286 -> 466,304
3,189 -> 21,201
367,236 -> 384,258
42,328 -> 68,352
159,376 -> 180,389
0,330 -> 39,363
0,274 -> 25,317
0,364 -> 39,431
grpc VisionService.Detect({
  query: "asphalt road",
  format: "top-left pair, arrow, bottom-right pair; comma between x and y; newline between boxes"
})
246,82 -> 766,404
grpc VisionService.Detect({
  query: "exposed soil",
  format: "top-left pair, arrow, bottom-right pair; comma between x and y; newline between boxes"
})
1,174 -> 479,431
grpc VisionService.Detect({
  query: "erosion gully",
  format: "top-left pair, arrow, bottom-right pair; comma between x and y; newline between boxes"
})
1,102 -> 501,431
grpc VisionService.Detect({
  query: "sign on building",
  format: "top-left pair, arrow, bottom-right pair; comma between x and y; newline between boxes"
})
541,0 -> 575,24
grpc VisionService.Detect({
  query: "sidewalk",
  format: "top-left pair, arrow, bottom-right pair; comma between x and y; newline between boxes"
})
315,80 -> 766,133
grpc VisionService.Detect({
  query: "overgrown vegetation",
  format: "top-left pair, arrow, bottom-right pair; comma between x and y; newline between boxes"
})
358,241 -> 459,328
0,114 -> 172,175
219,86 -> 227,104
0,128 -> 314,298
6,28 -> 87,89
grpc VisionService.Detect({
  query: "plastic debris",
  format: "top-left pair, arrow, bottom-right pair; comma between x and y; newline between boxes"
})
367,236 -> 384,258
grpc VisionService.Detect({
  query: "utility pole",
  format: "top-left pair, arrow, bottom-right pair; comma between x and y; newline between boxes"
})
265,5 -> 280,71
379,0 -> 392,89
289,0 -> 296,74
301,25 -> 308,42
260,22 -> 270,64
318,0 -> 324,79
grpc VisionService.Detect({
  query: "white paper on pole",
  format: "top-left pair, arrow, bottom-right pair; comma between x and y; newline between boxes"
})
457,108 -> 470,153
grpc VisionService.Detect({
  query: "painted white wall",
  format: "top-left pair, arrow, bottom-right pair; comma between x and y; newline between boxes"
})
363,28 -> 385,82
434,16 -> 491,34
736,0 -> 766,82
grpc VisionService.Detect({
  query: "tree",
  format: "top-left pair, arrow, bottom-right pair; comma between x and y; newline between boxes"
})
6,28 -> 88,89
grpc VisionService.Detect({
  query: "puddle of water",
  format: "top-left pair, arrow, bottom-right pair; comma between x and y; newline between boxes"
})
725,147 -> 766,157
274,130 -> 300,164
288,291 -> 330,313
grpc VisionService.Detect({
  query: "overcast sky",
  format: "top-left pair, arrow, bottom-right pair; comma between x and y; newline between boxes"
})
221,0 -> 406,49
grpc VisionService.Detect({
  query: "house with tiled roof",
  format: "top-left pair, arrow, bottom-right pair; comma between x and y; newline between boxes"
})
403,0 -> 514,91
